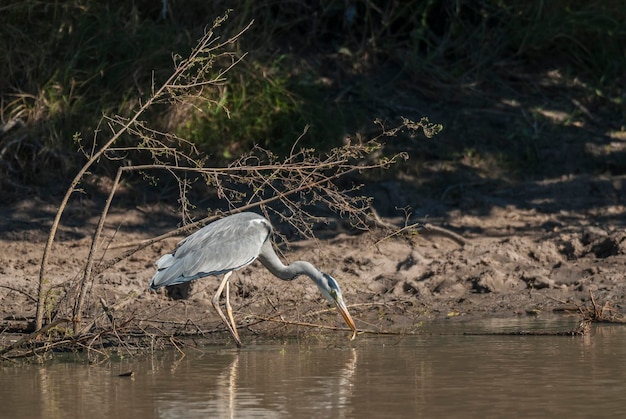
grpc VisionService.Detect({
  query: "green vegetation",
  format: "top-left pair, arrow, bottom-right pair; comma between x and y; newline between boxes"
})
1,1 -> 625,187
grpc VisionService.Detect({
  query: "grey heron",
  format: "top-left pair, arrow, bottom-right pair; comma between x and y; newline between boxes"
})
150,212 -> 358,347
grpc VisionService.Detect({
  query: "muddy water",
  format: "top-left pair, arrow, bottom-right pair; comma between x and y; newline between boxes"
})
2,317 -> 626,418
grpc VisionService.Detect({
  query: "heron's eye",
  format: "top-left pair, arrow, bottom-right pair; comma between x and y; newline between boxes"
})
330,289 -> 337,299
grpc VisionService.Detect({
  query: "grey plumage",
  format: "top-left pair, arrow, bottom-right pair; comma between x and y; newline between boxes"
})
150,212 -> 271,288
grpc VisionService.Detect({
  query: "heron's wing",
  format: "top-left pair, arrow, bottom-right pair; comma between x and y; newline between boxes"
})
150,213 -> 271,289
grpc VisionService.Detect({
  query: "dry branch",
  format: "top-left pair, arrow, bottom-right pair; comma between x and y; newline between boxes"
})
35,14 -> 251,331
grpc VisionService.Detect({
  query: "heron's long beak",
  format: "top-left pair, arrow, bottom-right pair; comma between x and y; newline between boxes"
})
335,296 -> 358,341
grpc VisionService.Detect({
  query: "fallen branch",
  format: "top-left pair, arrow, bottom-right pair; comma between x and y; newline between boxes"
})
369,207 -> 467,246
0,318 -> 71,357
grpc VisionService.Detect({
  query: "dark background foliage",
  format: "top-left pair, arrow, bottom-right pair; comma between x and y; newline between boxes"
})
1,1 -> 625,201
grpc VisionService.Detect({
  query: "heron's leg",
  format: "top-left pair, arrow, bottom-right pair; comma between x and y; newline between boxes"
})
211,271 -> 243,348
225,281 -> 241,343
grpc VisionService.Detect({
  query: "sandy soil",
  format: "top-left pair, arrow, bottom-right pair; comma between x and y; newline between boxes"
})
1,171 -> 625,346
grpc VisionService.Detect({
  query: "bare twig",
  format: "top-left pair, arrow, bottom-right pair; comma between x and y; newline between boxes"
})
0,285 -> 37,303
36,15 -> 252,331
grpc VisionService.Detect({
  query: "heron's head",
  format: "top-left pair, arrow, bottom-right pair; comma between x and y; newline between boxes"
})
317,273 -> 358,340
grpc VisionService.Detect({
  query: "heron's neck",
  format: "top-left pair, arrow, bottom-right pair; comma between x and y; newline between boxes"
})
257,240 -> 319,282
